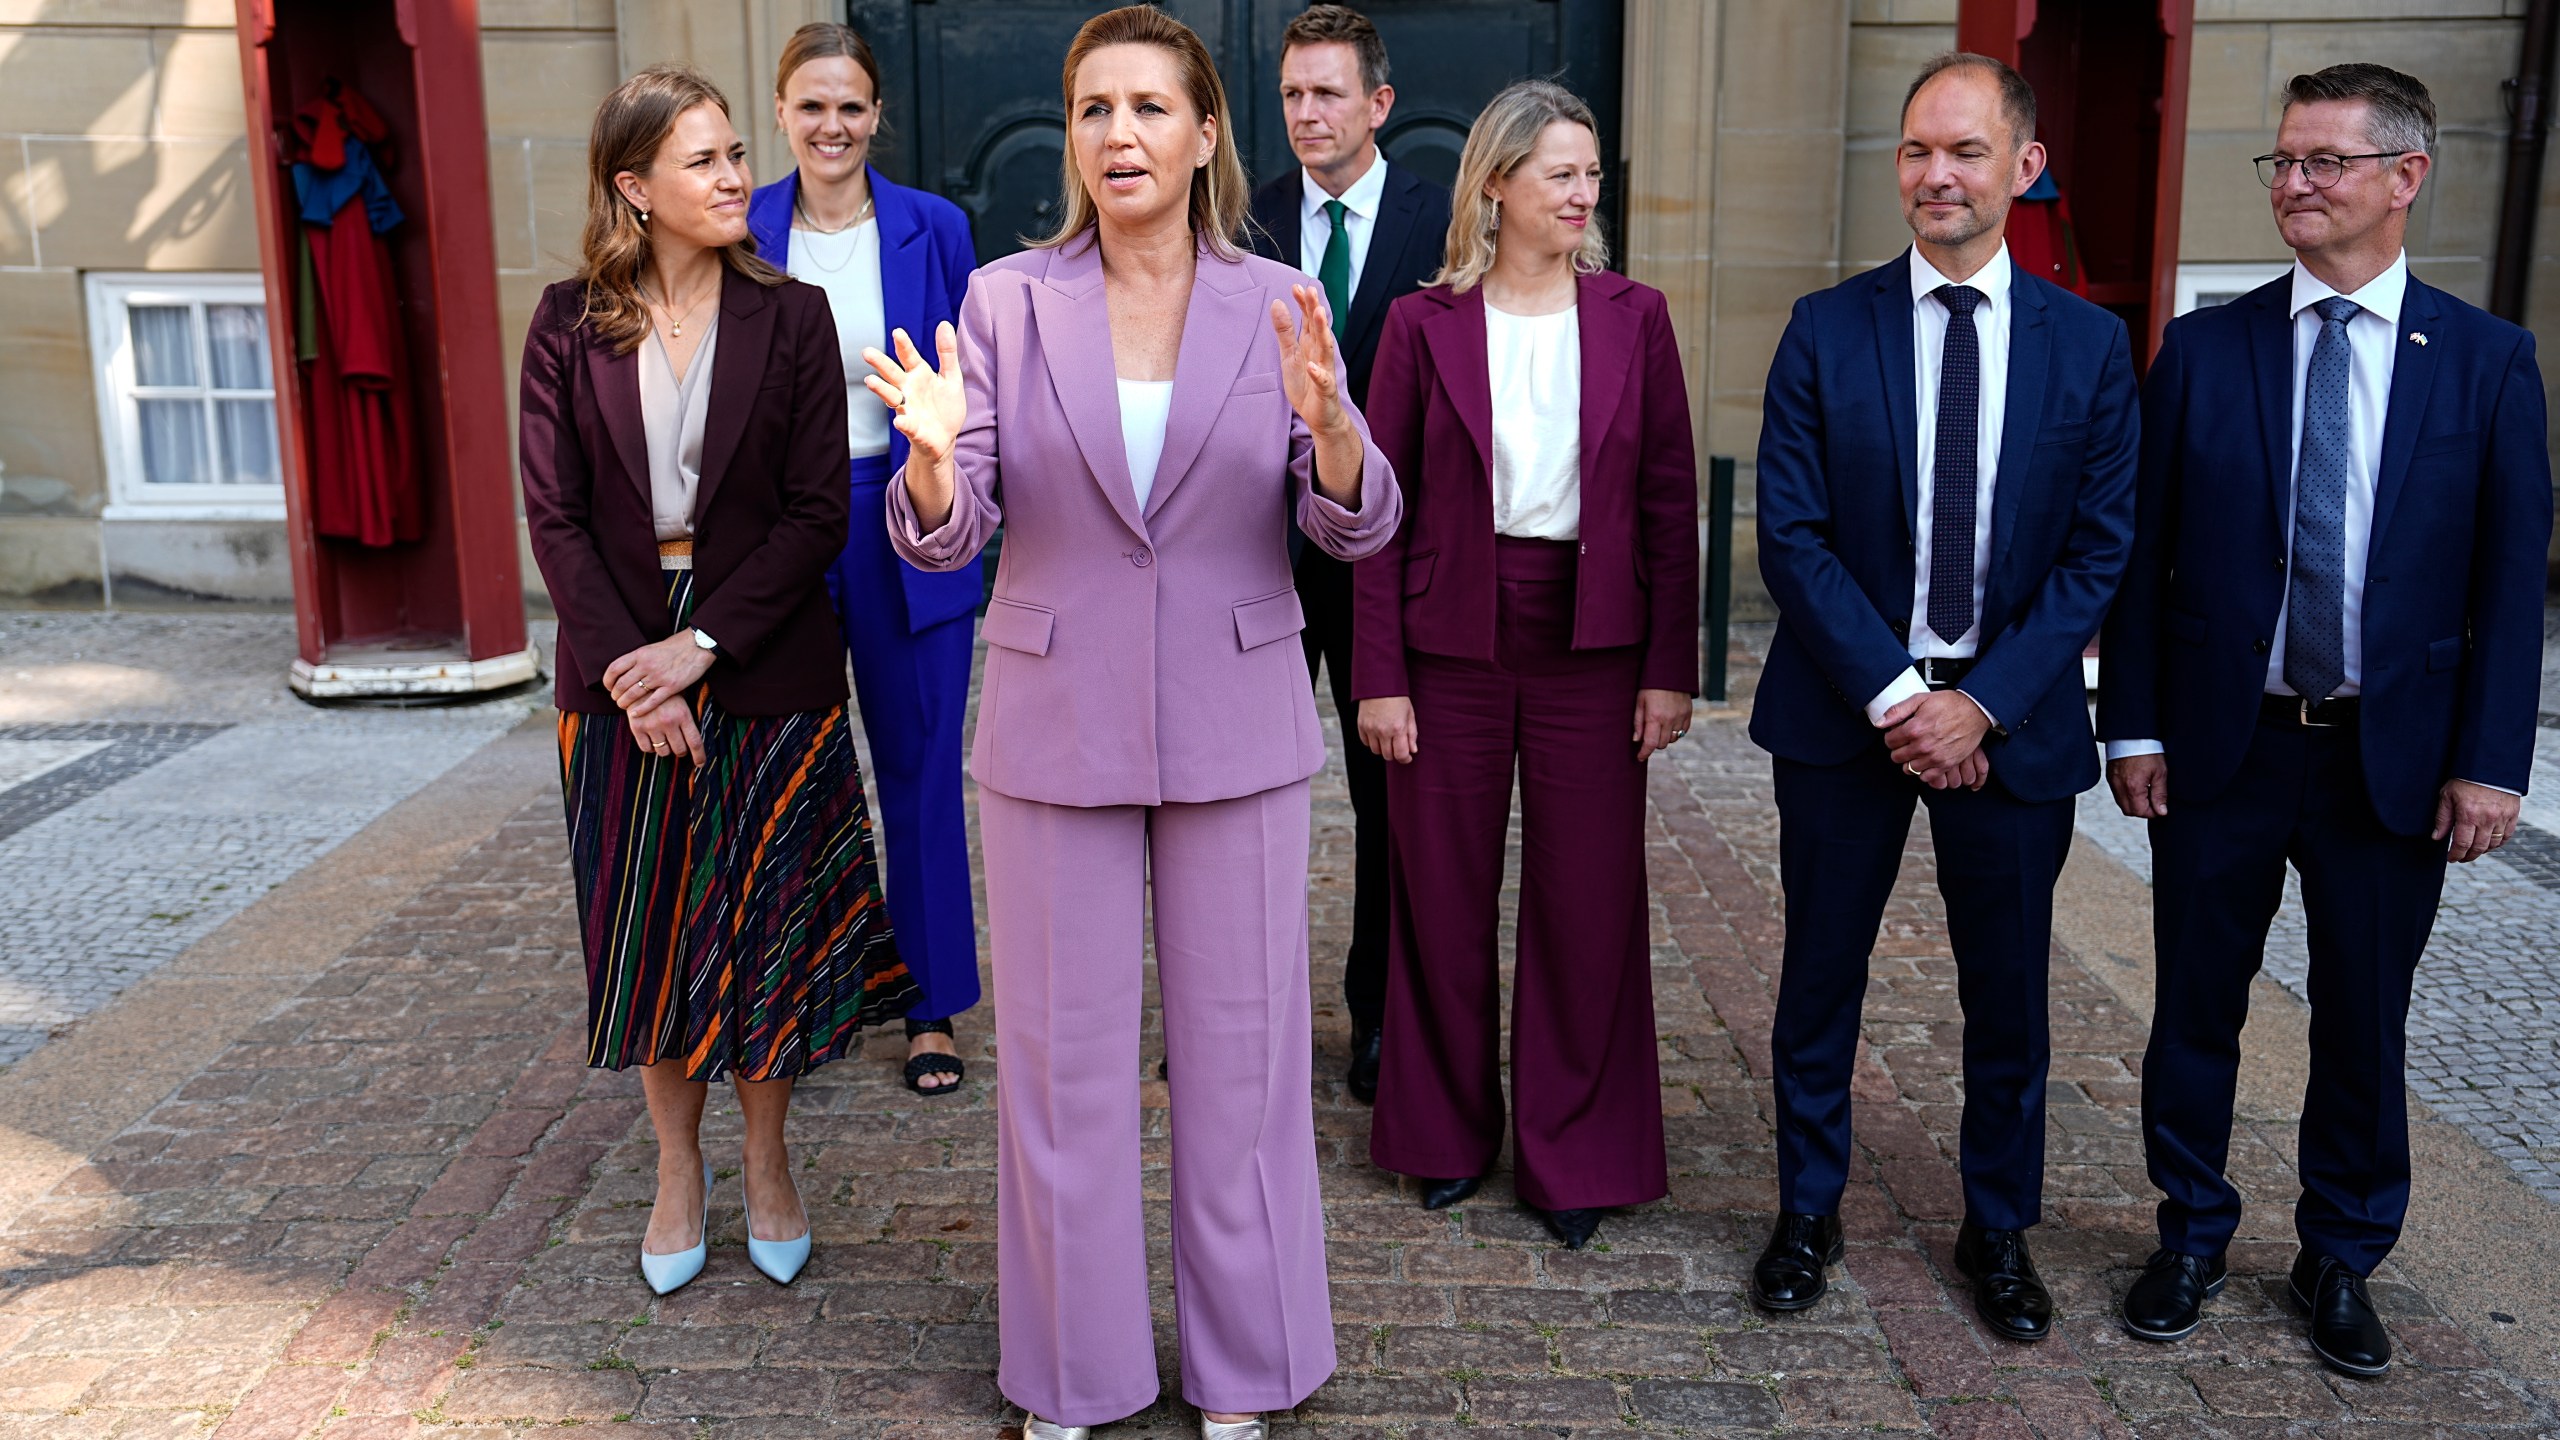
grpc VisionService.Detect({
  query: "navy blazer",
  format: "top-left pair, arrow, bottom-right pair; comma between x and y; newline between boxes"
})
748,164 -> 982,631
1247,159 -> 1452,409
1751,252 -> 2140,804
2097,272 -> 2551,834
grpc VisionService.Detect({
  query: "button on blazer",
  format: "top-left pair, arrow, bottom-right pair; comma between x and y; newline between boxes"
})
887,238 -> 1402,808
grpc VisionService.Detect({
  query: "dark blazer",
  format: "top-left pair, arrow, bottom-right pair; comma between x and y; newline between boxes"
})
1248,158 -> 1452,407
2097,271 -> 2551,834
1352,272 -> 1700,700
1750,252 -> 2139,804
745,164 -> 983,632
518,267 -> 852,716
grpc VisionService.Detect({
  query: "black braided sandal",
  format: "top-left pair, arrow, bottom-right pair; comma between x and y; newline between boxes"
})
903,1017 -> 965,1095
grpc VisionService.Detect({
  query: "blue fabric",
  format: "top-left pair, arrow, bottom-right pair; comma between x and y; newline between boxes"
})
825,454 -> 980,1022
2096,272 -> 2552,833
749,165 -> 984,634
1750,252 -> 2140,805
1927,284 -> 1984,645
2282,297 -> 2359,701
291,138 -> 402,232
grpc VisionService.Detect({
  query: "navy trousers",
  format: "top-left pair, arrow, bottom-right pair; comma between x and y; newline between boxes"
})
1770,745 -> 2075,1230
828,457 -> 981,1023
1295,546 -> 1389,1029
2144,714 -> 2446,1276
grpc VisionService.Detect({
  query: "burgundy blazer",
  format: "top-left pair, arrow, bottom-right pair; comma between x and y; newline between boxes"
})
888,238 -> 1401,808
518,268 -> 851,716
1352,272 -> 1700,699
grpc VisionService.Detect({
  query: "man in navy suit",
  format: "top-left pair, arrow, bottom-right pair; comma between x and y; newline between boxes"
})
1749,53 -> 2138,1339
1248,4 -> 1452,1104
2099,64 -> 2549,1375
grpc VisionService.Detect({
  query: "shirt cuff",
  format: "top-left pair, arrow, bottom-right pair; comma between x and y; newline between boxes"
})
1864,668 -> 1927,728
1957,690 -> 2000,733
2462,779 -> 2524,797
2105,739 -> 2167,761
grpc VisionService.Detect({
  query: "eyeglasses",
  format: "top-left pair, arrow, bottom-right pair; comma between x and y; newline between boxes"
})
2253,151 -> 2408,189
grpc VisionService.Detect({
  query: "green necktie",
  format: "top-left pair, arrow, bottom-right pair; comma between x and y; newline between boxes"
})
1318,198 -> 1351,341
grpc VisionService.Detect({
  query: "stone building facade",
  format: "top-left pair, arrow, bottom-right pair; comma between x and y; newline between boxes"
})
1,0 -> 2554,613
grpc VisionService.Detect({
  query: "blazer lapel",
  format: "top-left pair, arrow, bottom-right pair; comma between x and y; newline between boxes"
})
584,328 -> 648,507
1870,255 -> 1919,530
1256,173 -> 1304,268
1342,164 -> 1417,351
2249,283 -> 2296,530
1577,275 -> 1638,473
1027,242 -> 1149,540
1144,248 -> 1259,518
745,169 -> 795,269
692,267 -> 775,525
873,167 -> 929,355
1989,278 -> 2050,580
2367,277 -> 2443,549
1420,288 -> 1493,479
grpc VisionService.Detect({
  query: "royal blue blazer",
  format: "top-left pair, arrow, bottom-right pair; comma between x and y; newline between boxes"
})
1751,252 -> 2140,804
2097,272 -> 2551,835
749,164 -> 982,632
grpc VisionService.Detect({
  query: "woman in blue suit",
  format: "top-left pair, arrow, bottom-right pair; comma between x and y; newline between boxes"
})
751,23 -> 982,1092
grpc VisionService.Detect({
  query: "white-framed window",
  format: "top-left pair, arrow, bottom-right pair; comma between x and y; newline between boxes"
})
2173,262 -> 2292,317
86,272 -> 287,521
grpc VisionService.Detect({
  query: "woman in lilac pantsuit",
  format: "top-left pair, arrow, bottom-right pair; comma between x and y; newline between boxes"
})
864,8 -> 1398,1435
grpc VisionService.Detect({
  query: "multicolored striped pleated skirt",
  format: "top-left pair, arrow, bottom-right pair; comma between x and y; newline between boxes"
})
556,566 -> 916,1081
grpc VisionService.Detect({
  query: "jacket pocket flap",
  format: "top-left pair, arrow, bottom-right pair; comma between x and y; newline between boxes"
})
2412,429 -> 2478,460
1403,550 -> 1437,596
1234,588 -> 1307,651
2165,608 -> 2209,644
2427,635 -> 2464,672
1231,370 -> 1281,396
983,597 -> 1056,656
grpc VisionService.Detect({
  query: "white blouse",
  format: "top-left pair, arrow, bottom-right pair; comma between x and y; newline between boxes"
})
1117,379 -> 1176,509
638,319 -> 719,543
787,219 -> 894,459
1485,302 -> 1582,541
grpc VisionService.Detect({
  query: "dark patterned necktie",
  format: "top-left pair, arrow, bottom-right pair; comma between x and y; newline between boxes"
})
2285,296 -> 2359,702
1928,284 -> 1984,646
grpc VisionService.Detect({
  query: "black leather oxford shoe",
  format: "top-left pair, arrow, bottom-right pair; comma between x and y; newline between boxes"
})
1538,1207 -> 1603,1250
2289,1250 -> 2391,1377
2121,1248 -> 2226,1342
1954,1223 -> 2053,1342
1749,1212 -> 1844,1312
1419,1175 -> 1482,1210
1346,1019 -> 1381,1105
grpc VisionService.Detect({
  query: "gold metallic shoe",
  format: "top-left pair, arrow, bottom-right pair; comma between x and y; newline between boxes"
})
1023,1417 -> 1091,1440
1199,1417 -> 1267,1440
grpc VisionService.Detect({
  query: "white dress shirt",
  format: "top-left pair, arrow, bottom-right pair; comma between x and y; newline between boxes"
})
2105,251 -> 2408,764
1297,151 -> 1388,312
1485,303 -> 1582,540
1865,245 -> 2014,726
1117,379 -> 1175,509
787,219 -> 895,458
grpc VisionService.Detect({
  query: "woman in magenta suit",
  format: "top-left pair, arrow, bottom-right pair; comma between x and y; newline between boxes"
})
1354,81 -> 1699,1251
862,8 -> 1398,1436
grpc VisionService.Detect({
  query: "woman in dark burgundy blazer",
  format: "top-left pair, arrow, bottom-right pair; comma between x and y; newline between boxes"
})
518,65 -> 912,1299
1352,81 -> 1698,1250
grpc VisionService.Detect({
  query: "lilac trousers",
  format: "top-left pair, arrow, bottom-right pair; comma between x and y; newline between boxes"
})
979,780 -> 1335,1425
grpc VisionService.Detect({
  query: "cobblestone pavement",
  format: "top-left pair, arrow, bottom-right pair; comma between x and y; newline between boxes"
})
0,613 -> 547,1068
0,637 -> 2553,1438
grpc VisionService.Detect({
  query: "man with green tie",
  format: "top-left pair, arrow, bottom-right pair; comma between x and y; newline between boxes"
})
1249,4 -> 1452,1106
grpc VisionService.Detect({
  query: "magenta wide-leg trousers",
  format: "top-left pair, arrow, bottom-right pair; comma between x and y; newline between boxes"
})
979,780 -> 1336,1426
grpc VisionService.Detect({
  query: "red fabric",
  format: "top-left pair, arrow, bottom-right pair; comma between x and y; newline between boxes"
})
2006,196 -> 2087,297
296,89 -> 419,547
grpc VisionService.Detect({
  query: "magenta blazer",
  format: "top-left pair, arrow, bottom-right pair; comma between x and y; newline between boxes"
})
889,238 -> 1401,808
1351,272 -> 1700,700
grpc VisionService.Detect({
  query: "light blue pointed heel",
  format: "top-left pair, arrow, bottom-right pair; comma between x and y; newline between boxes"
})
639,1159 -> 712,1296
742,1166 -> 811,1286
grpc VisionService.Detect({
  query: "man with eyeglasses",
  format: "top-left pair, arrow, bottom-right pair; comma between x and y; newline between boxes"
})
2098,63 -> 2550,1376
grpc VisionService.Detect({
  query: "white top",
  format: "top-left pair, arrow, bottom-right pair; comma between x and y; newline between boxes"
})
1485,302 -> 1582,541
1297,152 -> 1389,316
638,318 -> 719,543
1864,244 -> 2015,727
1118,379 -> 1176,509
788,218 -> 895,459
2107,251 -> 2410,764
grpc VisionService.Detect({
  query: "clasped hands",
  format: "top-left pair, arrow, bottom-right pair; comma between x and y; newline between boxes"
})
603,631 -> 715,765
1880,689 -> 1992,790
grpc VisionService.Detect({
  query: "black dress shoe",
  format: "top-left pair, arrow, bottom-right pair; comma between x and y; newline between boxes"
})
1346,1019 -> 1381,1105
1419,1175 -> 1482,1210
1538,1207 -> 1603,1249
1749,1212 -> 1843,1312
2121,1248 -> 2226,1342
1953,1222 -> 2053,1342
2289,1250 -> 2391,1377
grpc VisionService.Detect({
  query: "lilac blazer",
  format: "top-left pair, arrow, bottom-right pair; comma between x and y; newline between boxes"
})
889,237 -> 1401,808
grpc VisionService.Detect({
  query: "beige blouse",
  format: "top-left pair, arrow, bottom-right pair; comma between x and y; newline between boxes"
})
640,319 -> 720,544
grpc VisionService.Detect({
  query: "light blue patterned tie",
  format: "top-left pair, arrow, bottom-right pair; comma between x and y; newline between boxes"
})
2284,296 -> 2358,702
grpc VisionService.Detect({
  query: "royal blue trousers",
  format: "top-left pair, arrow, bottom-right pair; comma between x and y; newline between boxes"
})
827,455 -> 981,1023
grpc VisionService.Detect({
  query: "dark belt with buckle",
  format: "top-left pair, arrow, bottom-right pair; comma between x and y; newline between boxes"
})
1916,656 -> 1975,691
2261,693 -> 2360,728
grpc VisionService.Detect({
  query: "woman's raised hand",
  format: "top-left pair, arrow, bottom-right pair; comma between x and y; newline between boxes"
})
863,323 -> 966,471
1270,283 -> 1350,440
